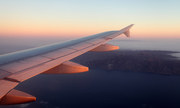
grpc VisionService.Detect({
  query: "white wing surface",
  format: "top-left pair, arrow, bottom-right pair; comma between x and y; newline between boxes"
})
0,24 -> 133,105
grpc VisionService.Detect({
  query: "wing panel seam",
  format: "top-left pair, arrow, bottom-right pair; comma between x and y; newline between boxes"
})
9,39 -> 107,75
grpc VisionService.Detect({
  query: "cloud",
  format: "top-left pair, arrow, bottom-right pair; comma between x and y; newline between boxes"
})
3,103 -> 30,108
12,103 -> 31,108
19,104 -> 30,108
39,101 -> 49,105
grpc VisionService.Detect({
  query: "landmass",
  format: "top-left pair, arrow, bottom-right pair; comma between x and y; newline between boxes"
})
72,50 -> 180,75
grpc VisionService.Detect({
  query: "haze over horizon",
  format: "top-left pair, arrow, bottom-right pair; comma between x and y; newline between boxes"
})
0,0 -> 180,39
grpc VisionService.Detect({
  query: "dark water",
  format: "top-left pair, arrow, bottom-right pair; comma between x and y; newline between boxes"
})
3,69 -> 180,108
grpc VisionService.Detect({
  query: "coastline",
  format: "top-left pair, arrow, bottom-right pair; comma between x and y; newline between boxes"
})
72,50 -> 180,75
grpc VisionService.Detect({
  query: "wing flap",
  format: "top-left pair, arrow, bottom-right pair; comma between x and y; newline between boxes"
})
0,70 -> 11,79
0,80 -> 19,99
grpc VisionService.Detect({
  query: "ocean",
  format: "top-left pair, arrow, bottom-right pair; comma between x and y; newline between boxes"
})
1,38 -> 180,108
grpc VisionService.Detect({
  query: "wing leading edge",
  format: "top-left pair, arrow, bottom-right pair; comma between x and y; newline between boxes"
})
0,24 -> 134,105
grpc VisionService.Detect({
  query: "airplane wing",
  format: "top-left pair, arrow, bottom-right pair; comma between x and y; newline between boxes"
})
0,24 -> 134,105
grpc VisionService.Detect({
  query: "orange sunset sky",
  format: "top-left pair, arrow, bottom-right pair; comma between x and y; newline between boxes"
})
0,0 -> 180,39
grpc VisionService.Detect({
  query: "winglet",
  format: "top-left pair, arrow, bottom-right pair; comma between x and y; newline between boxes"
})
124,30 -> 130,37
122,24 -> 134,37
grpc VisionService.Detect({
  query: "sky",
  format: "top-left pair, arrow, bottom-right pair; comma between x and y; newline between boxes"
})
0,0 -> 180,39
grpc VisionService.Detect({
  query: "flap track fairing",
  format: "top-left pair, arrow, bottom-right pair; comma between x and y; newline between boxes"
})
0,89 -> 36,105
42,61 -> 89,74
90,43 -> 119,52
